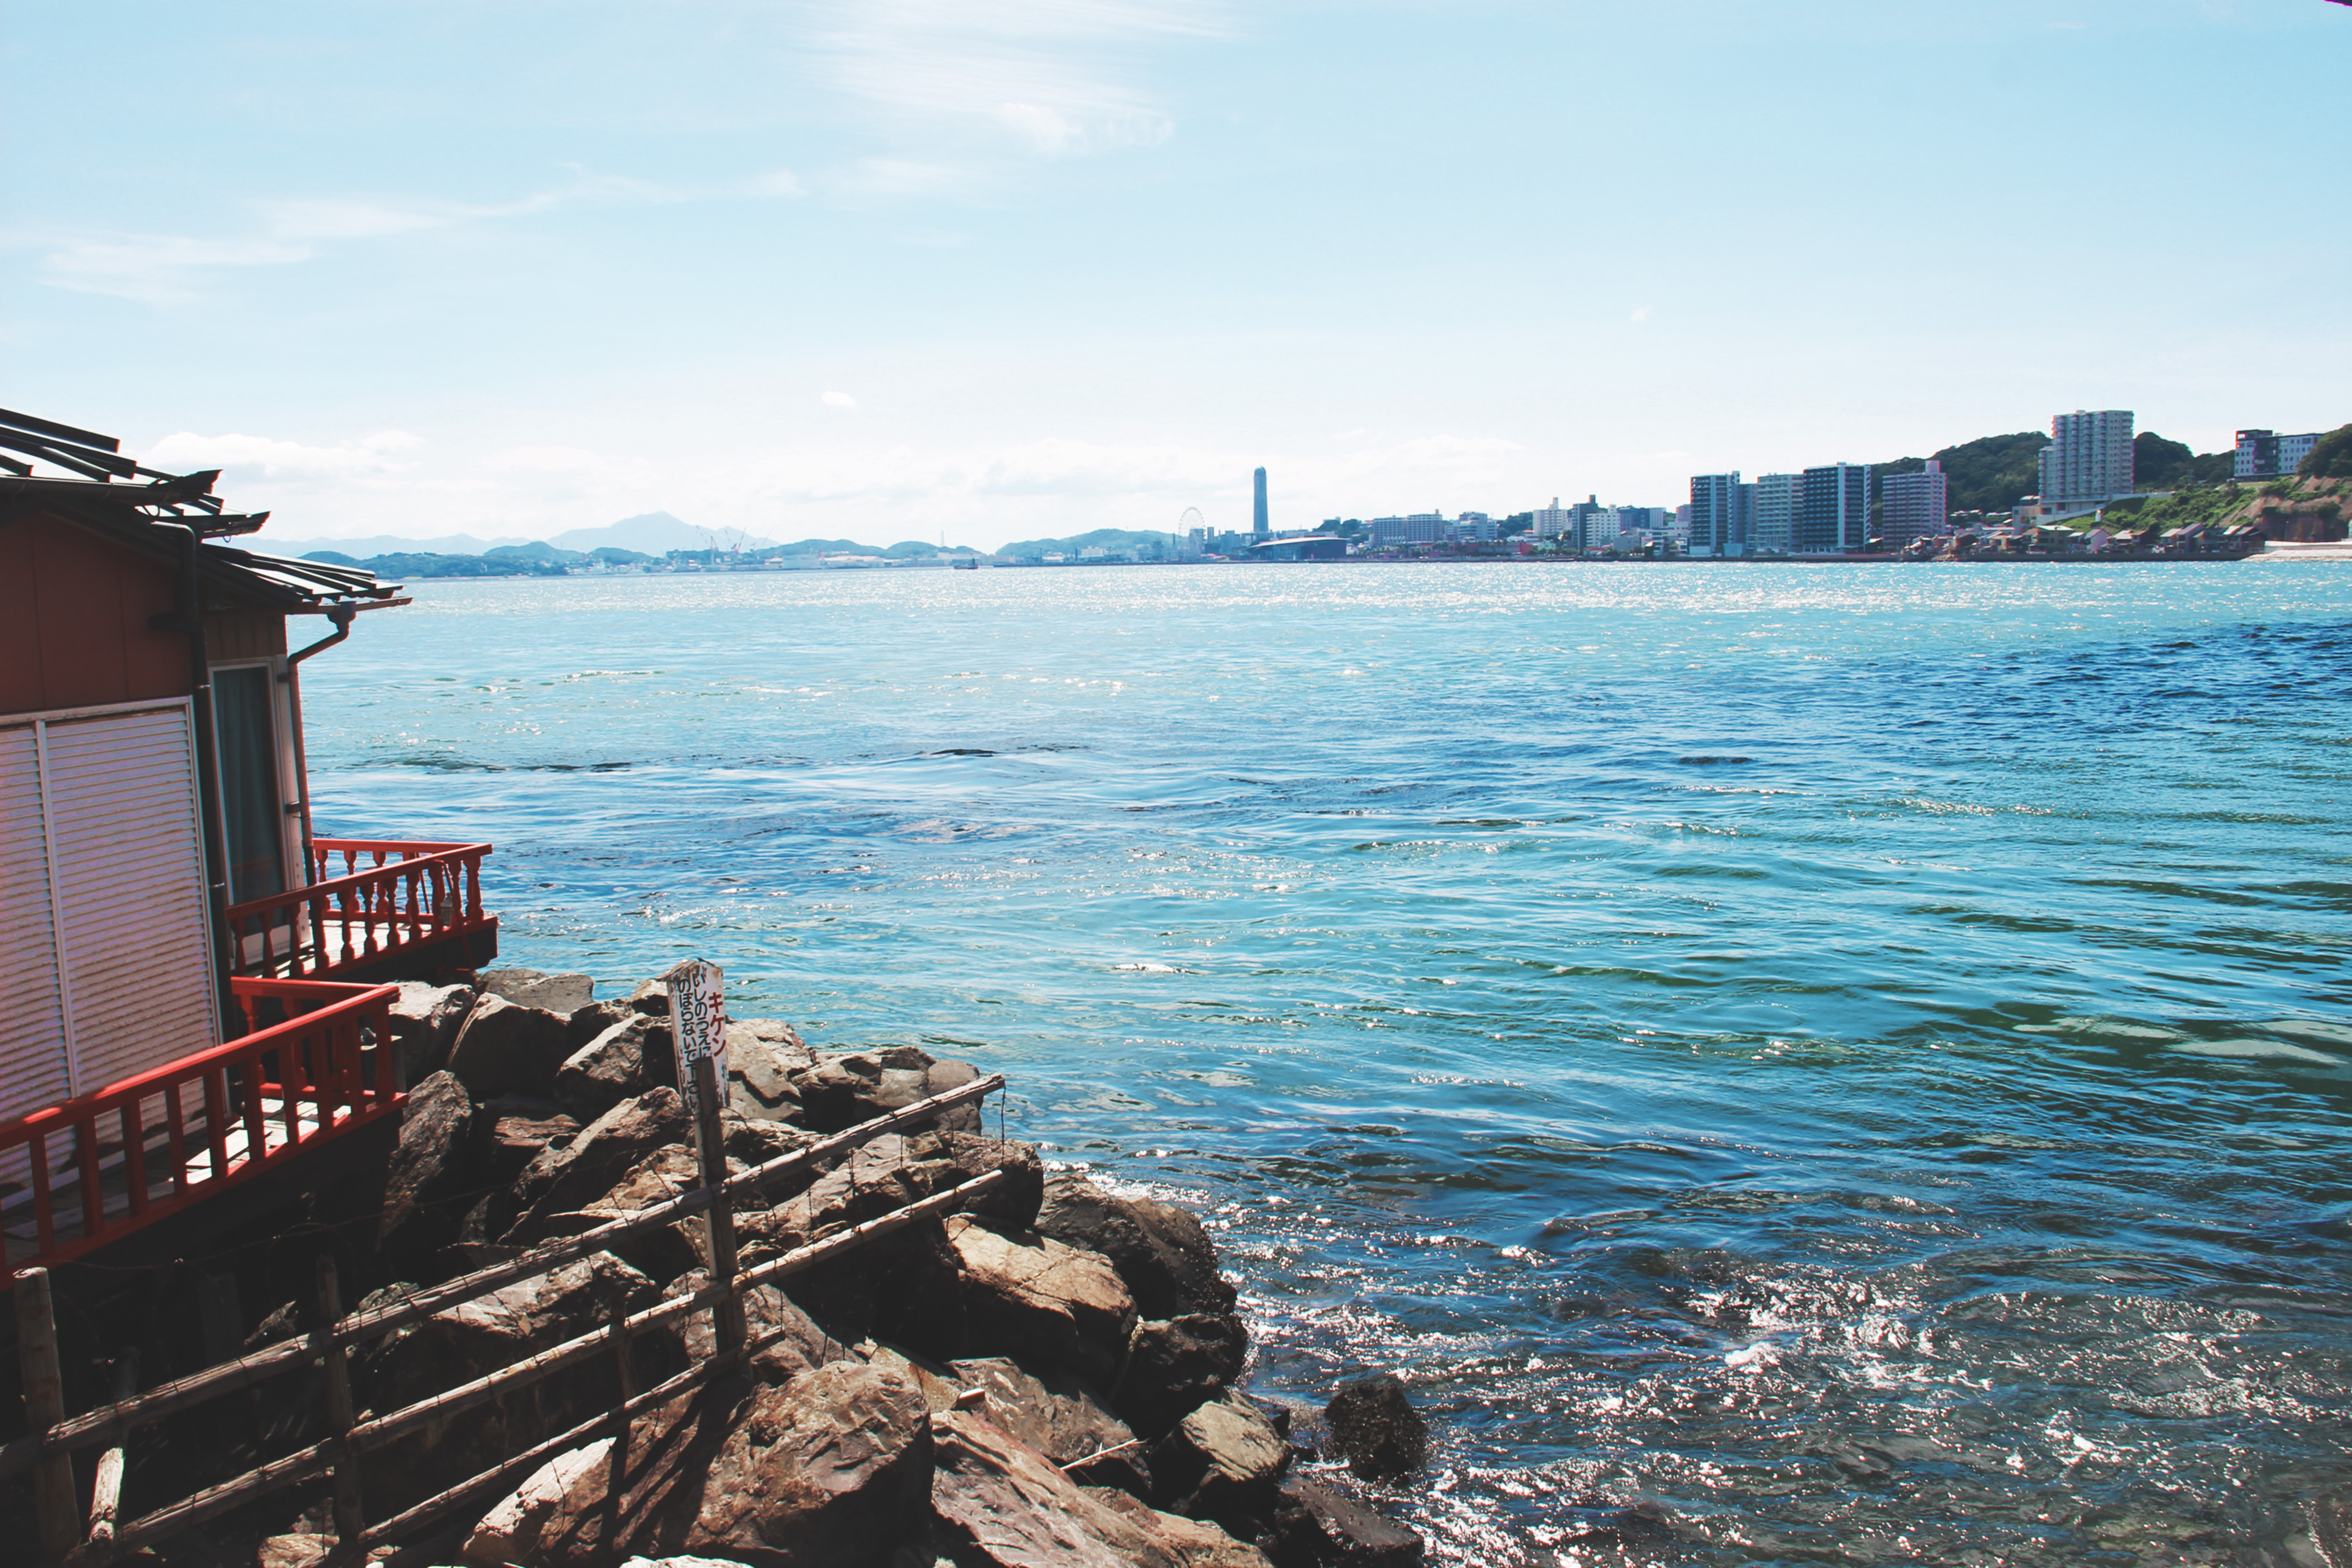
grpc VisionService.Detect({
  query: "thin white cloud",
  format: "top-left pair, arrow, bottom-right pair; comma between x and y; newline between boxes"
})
144,428 -> 419,480
806,0 -> 1224,164
30,168 -> 803,304
823,390 -> 859,408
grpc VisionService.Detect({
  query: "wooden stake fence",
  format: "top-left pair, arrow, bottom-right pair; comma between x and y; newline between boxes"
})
0,1070 -> 1004,1484
8,1072 -> 1009,1566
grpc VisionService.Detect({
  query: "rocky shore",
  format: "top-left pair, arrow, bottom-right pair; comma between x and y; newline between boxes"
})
244,967 -> 1431,1568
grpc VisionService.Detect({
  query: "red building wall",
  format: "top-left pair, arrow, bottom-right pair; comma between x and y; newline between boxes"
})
0,512 -> 192,715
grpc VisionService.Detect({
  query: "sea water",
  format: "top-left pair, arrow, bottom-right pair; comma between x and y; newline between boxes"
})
302,561 -> 2352,1564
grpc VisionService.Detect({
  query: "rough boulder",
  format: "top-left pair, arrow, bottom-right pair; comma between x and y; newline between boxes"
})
946,1214 -> 1137,1388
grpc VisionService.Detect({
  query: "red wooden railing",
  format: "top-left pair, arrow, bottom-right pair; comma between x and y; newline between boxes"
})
0,978 -> 401,1272
221,837 -> 493,981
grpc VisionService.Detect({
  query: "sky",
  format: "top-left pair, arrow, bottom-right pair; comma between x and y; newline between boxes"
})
5,1 -> 2348,551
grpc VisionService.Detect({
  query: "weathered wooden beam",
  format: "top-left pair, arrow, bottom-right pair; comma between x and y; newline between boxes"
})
0,1072 -> 1004,1480
15,1269 -> 79,1560
0,407 -> 120,452
690,1055 -> 745,1358
313,1256 -> 363,1544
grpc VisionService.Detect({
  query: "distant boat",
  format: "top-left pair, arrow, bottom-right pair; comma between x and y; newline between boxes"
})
953,555 -> 979,570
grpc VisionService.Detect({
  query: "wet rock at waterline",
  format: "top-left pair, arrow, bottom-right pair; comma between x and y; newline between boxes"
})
1151,1390 -> 1292,1529
1267,1479 -> 1426,1568
1038,1171 -> 1241,1322
1323,1375 -> 1428,1482
1120,1312 -> 1250,1441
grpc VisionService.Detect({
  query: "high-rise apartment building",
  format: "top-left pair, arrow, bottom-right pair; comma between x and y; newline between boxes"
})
1532,497 -> 1571,539
1881,459 -> 1949,546
1252,468 -> 1269,537
1796,464 -> 1870,553
1689,473 -> 1755,557
2037,410 -> 2134,503
2234,429 -> 2322,479
1751,473 -> 1799,554
1568,497 -> 1609,549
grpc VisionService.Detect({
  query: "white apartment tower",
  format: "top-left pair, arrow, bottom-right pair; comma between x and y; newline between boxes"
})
1751,474 -> 1799,554
1882,460 -> 1949,546
2038,410 -> 2134,503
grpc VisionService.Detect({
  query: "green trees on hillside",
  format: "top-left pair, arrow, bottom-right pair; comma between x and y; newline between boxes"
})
2133,432 -> 2235,489
2298,425 -> 2352,479
1867,431 -> 2050,515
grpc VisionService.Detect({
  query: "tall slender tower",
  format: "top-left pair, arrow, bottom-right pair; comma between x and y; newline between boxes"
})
1252,468 -> 1269,537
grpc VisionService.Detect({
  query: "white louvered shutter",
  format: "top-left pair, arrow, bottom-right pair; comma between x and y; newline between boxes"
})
42,706 -> 221,1095
0,721 -> 71,1125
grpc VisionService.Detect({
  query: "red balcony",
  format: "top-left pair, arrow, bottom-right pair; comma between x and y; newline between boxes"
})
0,978 -> 402,1274
222,837 -> 497,984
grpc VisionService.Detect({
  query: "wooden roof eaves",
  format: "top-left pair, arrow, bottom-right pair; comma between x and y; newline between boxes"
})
6,495 -> 403,614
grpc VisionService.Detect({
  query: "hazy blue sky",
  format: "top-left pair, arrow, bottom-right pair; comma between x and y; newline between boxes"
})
6,2 -> 2346,549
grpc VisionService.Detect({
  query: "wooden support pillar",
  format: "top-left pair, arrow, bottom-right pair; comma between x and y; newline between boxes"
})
689,1055 -> 745,1358
86,1348 -> 140,1545
14,1267 -> 78,1561
312,1255 -> 363,1544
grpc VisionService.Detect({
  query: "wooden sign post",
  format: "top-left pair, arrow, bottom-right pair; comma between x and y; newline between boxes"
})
662,958 -> 744,1354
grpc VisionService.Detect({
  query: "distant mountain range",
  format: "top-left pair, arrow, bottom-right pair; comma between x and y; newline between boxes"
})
255,511 -> 776,561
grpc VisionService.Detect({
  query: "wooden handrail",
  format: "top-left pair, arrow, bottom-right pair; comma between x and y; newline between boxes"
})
0,1069 -> 1006,1481
221,840 -> 493,981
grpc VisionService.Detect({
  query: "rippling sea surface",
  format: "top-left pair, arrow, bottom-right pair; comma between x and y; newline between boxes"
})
303,561 -> 2352,1565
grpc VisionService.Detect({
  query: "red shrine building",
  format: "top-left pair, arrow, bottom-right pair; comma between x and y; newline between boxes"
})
0,408 -> 497,1276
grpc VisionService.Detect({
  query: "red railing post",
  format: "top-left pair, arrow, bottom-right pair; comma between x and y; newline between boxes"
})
164,1082 -> 189,1198
29,1132 -> 55,1258
122,1100 -> 148,1220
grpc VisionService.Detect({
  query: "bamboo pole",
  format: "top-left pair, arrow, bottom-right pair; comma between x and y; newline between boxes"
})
16,1268 -> 78,1560
84,1350 -> 139,1544
0,1071 -> 1004,1482
689,1055 -> 744,1358
61,1166 -> 1007,1566
312,1256 -> 363,1544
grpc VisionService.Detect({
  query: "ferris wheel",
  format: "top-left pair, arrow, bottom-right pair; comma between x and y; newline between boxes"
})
1179,506 -> 1205,534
